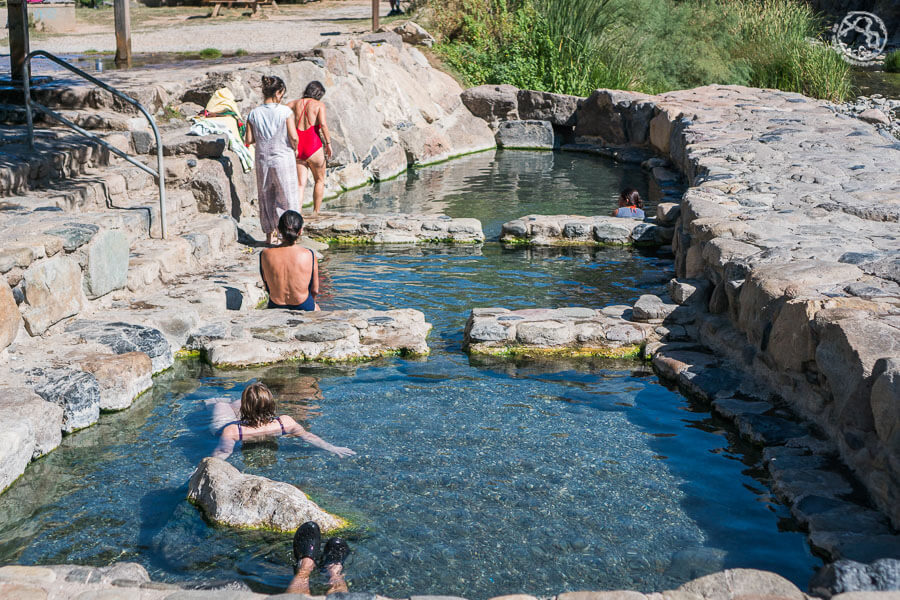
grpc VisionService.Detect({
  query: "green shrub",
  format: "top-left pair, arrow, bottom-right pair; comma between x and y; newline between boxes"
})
235,48 -> 249,57
886,49 -> 900,73
427,0 -> 853,101
199,47 -> 223,59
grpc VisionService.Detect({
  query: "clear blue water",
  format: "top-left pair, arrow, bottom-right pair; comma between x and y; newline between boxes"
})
0,150 -> 817,598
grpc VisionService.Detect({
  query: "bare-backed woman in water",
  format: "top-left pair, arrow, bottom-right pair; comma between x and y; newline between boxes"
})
260,210 -> 320,311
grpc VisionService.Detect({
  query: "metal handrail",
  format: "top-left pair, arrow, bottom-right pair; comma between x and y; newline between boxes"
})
22,50 -> 168,239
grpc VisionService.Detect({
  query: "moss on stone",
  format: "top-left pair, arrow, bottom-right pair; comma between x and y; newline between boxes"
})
466,343 -> 643,360
175,349 -> 202,359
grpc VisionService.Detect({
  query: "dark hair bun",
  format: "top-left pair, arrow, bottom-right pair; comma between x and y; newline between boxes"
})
278,210 -> 304,245
261,75 -> 286,100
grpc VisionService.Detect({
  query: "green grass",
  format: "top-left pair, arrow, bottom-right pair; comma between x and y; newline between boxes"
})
886,50 -> 900,74
426,0 -> 854,102
235,48 -> 249,56
199,47 -> 223,59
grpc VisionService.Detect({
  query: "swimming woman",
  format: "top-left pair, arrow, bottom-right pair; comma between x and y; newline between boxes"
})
612,188 -> 646,219
246,75 -> 301,246
212,382 -> 354,460
260,210 -> 320,311
287,81 -> 332,214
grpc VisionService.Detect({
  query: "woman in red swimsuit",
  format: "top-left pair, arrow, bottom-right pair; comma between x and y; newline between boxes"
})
287,81 -> 333,214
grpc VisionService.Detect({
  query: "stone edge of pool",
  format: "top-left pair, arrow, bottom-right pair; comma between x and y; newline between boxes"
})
0,562 -> 886,599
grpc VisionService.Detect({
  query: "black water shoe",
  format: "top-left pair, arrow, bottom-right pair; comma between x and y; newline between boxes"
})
320,537 -> 351,569
292,521 -> 322,569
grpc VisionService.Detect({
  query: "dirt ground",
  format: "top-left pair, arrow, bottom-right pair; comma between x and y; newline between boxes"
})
2,0 -> 408,55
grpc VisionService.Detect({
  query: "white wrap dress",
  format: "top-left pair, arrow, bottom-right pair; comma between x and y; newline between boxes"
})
247,103 -> 300,234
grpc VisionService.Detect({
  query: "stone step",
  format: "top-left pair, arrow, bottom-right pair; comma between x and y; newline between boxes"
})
0,130 -> 111,197
0,103 -> 137,131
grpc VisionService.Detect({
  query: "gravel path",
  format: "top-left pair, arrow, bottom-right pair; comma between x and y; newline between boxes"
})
2,0 -> 385,55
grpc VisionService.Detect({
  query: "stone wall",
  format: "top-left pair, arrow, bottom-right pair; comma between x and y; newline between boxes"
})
462,83 -> 900,529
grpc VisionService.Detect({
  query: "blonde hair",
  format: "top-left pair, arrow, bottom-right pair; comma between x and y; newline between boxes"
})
240,382 -> 277,427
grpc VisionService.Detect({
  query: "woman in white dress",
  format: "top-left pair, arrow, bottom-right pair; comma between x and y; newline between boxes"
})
245,75 -> 301,246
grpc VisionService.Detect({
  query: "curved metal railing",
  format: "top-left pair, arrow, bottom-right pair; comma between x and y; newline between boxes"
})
22,50 -> 168,238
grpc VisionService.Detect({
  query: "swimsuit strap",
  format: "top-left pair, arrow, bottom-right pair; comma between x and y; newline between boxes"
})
276,416 -> 286,435
237,422 -> 243,441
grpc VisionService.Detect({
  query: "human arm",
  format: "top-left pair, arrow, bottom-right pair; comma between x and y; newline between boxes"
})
212,424 -> 239,460
317,104 -> 332,159
259,251 -> 270,294
287,111 -> 299,154
244,119 -> 255,146
282,416 -> 355,458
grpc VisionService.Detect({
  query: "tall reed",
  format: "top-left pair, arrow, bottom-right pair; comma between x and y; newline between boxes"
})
426,0 -> 854,101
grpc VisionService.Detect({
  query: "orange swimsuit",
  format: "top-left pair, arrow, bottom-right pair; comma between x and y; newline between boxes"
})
296,99 -> 323,161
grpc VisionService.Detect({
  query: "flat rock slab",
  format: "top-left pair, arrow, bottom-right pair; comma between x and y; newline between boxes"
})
188,457 -> 344,533
464,307 -> 657,357
501,215 -> 659,246
186,308 -> 432,367
303,212 -> 484,244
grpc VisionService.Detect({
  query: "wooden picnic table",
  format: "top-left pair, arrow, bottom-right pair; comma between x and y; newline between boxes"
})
203,0 -> 279,17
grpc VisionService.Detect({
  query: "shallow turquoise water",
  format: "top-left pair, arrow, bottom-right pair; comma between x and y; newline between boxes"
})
0,151 -> 817,598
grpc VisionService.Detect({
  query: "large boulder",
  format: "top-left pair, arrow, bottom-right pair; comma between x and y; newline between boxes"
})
810,559 -> 900,599
78,352 -> 153,411
495,120 -> 555,149
460,84 -> 520,124
0,385 -> 63,458
25,367 -> 101,433
65,320 -> 174,373
388,21 -> 435,47
0,421 -> 33,493
21,256 -> 86,336
0,281 -> 20,351
516,89 -> 581,127
82,229 -> 129,299
678,568 -> 805,600
574,89 -> 654,146
187,457 -> 345,533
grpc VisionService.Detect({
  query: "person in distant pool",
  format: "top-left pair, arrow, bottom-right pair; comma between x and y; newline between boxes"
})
287,521 -> 351,595
260,210 -> 320,311
612,188 -> 645,219
211,382 -> 354,460
287,81 -> 333,214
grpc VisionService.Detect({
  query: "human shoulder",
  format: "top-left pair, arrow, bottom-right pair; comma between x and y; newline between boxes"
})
221,423 -> 239,439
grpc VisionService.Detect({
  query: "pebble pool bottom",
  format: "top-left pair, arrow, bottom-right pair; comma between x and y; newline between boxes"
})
0,151 -> 818,598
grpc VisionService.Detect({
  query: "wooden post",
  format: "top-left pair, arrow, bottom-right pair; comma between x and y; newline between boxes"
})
8,0 -> 30,86
371,0 -> 379,32
114,0 -> 132,67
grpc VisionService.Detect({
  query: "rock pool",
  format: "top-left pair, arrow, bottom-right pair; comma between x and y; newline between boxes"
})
0,150 -> 818,598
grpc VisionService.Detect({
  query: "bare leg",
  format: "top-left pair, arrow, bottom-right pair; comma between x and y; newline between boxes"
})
286,557 -> 316,594
325,563 -> 348,594
296,160 -> 309,210
306,148 -> 327,214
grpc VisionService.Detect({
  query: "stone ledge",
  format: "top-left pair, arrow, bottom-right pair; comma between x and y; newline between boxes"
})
501,215 -> 659,247
303,212 -> 484,244
186,308 -> 432,367
463,307 -> 658,358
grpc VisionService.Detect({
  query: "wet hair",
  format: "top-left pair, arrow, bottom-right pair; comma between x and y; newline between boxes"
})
240,382 -> 277,427
278,210 -> 304,246
302,81 -> 326,101
619,188 -> 643,209
261,75 -> 286,100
